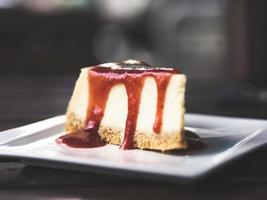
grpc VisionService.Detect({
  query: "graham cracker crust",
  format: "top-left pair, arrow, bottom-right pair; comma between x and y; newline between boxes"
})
98,126 -> 186,151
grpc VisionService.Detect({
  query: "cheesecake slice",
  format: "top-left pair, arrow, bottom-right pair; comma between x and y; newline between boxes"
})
59,60 -> 187,151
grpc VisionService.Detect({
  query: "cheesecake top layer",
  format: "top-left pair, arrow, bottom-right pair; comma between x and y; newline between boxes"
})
58,60 -> 182,149
96,60 -> 180,74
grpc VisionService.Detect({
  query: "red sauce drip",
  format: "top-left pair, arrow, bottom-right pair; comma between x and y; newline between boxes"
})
58,61 -> 180,149
121,77 -> 145,149
171,130 -> 207,155
153,74 -> 171,133
56,130 -> 105,148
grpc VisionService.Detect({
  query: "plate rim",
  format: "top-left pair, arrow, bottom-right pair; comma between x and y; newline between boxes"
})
0,113 -> 266,183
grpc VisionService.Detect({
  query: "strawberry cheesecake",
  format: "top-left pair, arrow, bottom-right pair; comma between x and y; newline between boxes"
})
58,60 -> 187,151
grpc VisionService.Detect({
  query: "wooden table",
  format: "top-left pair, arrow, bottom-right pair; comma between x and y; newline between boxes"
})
0,76 -> 267,199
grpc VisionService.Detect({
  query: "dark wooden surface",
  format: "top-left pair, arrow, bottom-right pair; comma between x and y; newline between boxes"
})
0,76 -> 267,199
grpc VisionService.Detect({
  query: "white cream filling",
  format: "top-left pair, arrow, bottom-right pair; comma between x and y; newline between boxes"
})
100,84 -> 128,142
100,74 -> 186,139
162,75 -> 186,135
136,77 -> 157,134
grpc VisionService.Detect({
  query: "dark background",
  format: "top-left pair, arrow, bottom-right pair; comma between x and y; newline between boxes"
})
1,0 -> 267,81
0,0 -> 267,124
1,0 -> 267,131
0,1 -> 267,199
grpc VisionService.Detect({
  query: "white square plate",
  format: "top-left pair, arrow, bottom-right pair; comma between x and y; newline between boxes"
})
0,114 -> 266,183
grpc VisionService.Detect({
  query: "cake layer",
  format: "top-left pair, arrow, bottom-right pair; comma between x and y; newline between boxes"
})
64,60 -> 186,151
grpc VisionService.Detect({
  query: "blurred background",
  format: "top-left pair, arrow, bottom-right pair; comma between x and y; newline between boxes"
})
0,0 -> 267,130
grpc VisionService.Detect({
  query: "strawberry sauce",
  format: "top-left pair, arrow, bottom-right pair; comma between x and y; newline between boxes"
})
57,60 -> 180,149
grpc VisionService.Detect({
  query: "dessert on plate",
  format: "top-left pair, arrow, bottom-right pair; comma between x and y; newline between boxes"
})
57,60 -> 187,151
